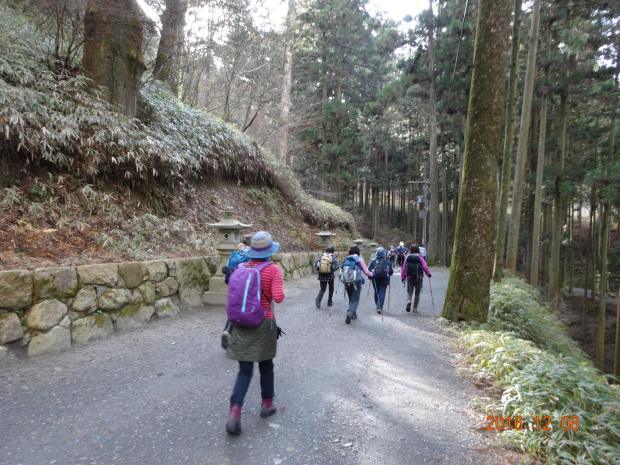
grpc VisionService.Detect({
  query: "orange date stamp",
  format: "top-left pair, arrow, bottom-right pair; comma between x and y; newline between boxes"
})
484,415 -> 580,432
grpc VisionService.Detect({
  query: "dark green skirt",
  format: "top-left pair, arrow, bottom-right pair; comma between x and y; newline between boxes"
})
226,318 -> 278,362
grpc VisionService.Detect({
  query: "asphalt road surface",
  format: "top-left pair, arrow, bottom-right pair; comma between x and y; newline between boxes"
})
1,268 -> 508,465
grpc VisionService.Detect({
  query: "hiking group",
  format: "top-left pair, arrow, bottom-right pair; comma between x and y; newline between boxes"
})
220,231 -> 432,436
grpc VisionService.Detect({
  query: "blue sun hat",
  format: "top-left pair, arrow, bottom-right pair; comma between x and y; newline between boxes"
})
245,231 -> 280,259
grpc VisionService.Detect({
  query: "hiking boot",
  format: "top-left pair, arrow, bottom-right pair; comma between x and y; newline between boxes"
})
260,398 -> 277,418
221,330 -> 230,350
351,313 -> 357,320
315,296 -> 321,309
225,404 -> 242,435
406,302 -> 411,312
376,309 -> 382,314
345,311 -> 352,324
327,301 -> 333,307
412,306 -> 419,314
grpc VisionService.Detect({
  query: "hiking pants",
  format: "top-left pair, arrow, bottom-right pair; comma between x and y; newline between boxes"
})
318,279 -> 335,303
230,360 -> 274,406
406,277 -> 423,309
373,283 -> 388,310
345,283 -> 361,314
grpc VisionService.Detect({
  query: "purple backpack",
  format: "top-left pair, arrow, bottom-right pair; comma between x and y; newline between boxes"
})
226,261 -> 271,328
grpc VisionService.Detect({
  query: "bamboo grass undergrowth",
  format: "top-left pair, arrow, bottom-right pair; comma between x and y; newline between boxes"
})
0,4 -> 354,231
457,277 -> 620,465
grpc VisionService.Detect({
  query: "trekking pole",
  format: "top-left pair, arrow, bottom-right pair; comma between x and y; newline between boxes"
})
428,276 -> 436,312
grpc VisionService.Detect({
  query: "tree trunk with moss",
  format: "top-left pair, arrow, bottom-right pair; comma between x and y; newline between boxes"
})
153,0 -> 188,96
506,0 -> 541,273
442,0 -> 512,322
614,291 -> 620,379
530,95 -> 547,286
82,0 -> 146,117
427,0 -> 440,264
278,0 -> 296,165
596,202 -> 610,370
549,91 -> 568,312
494,0 -> 522,281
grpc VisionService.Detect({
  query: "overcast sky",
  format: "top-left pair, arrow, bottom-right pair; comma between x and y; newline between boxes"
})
136,0 -> 429,30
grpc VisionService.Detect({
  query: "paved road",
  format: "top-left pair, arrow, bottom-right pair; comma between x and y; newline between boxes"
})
0,269 -> 506,465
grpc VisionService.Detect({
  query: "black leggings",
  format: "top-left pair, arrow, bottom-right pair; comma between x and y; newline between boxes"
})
318,280 -> 334,303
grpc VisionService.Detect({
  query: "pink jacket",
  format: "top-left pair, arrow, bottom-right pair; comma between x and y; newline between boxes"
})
356,256 -> 373,277
400,254 -> 431,280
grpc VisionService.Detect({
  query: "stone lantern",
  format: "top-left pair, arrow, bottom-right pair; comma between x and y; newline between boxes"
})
203,209 -> 252,307
315,224 -> 336,249
354,238 -> 366,247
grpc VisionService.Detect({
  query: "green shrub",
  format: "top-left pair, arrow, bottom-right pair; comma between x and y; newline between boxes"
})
459,278 -> 620,465
486,277 -> 583,358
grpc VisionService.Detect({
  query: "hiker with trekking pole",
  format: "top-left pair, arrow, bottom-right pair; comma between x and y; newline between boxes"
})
339,245 -> 373,324
314,245 -> 340,309
400,244 -> 431,313
368,247 -> 393,316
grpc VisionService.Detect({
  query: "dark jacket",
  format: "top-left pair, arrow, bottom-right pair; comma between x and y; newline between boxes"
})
369,255 -> 393,286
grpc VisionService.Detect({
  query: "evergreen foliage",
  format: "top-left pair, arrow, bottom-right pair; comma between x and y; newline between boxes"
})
0,3 -> 354,229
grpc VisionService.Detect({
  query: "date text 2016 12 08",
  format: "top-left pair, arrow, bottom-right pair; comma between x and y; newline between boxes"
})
484,415 -> 580,432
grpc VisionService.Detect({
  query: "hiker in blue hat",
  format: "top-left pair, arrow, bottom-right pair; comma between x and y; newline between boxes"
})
225,231 -> 285,436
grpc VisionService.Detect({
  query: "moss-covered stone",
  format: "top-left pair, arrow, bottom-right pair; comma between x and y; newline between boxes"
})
27,325 -> 71,356
113,304 -> 154,331
72,314 -> 113,345
77,264 -> 118,287
144,260 -> 168,282
154,297 -> 180,318
72,286 -> 98,313
0,269 -> 33,310
137,281 -> 156,305
204,255 -> 221,275
118,262 -> 148,289
34,267 -> 78,300
98,288 -> 132,311
0,312 -> 24,345
175,257 -> 211,289
155,277 -> 179,298
25,299 -> 67,331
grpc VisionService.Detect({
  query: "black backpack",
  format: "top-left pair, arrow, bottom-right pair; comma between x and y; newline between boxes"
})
373,258 -> 390,280
405,254 -> 424,280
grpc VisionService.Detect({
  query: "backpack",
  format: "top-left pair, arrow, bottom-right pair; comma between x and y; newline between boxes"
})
226,261 -> 272,328
405,254 -> 424,280
223,250 -> 250,284
374,258 -> 390,280
340,255 -> 361,284
318,253 -> 334,274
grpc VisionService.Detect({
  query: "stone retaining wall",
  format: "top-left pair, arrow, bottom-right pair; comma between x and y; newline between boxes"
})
0,251 -> 332,359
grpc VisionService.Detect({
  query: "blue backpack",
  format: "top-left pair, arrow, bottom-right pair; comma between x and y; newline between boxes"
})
340,255 -> 361,284
224,249 -> 250,284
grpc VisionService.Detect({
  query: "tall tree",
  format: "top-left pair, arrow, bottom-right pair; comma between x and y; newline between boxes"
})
278,0 -> 296,165
442,0 -> 513,321
530,28 -> 551,287
153,0 -> 188,95
494,0 -> 522,281
82,0 -> 147,117
427,0 -> 440,263
505,0 -> 542,273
